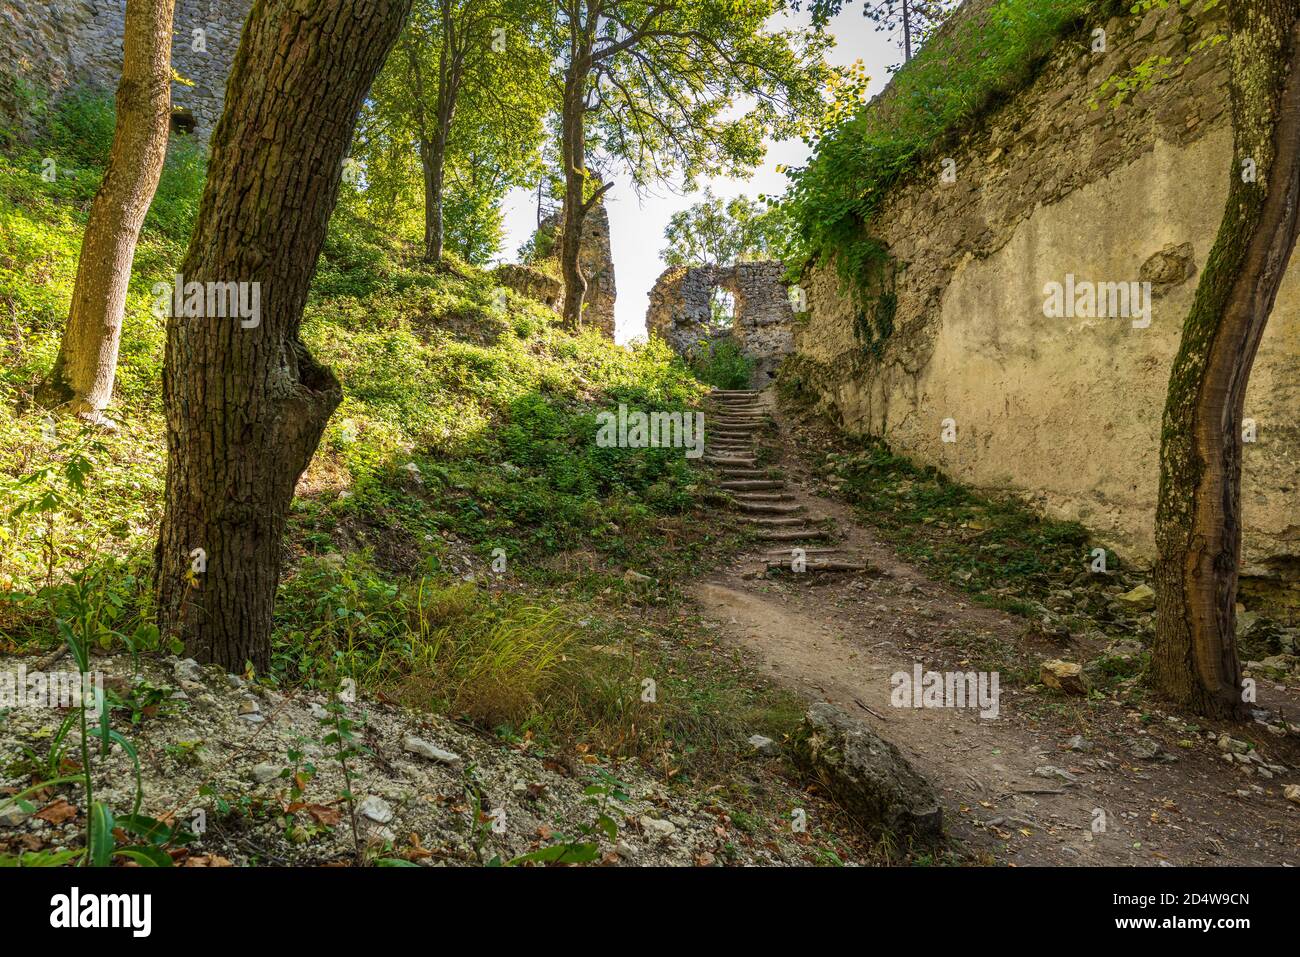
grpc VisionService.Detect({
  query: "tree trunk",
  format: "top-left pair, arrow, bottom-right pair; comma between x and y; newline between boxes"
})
424,130 -> 447,262
902,0 -> 912,62
424,71 -> 457,263
408,5 -> 460,267
156,0 -> 412,672
36,0 -> 175,421
559,70 -> 588,330
559,51 -> 599,330
1153,0 -> 1300,719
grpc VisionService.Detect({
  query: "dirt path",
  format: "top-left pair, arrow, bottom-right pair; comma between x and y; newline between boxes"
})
692,388 -> 1300,866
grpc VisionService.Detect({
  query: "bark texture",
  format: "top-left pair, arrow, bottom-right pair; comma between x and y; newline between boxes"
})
156,0 -> 412,671
37,0 -> 175,419
1153,1 -> 1300,718
558,2 -> 612,329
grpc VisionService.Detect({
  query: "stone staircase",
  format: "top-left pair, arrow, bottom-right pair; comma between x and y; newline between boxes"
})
702,389 -> 868,574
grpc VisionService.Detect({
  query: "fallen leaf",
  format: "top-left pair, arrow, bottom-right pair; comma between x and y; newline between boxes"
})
35,799 -> 77,824
306,804 -> 342,827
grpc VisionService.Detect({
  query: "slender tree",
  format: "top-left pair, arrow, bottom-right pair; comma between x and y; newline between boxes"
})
369,0 -> 550,263
1153,0 -> 1300,718
36,0 -> 176,422
555,0 -> 829,329
155,0 -> 412,671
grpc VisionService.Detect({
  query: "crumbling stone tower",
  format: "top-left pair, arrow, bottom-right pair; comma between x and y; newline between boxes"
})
538,205 -> 618,339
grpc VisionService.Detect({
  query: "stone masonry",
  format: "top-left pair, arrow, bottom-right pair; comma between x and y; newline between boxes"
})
786,0 -> 1299,580
532,204 -> 617,338
0,0 -> 252,142
647,260 -> 797,386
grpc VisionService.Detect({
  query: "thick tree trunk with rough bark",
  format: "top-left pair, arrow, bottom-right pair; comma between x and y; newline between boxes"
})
156,0 -> 412,671
1153,0 -> 1300,719
37,0 -> 175,420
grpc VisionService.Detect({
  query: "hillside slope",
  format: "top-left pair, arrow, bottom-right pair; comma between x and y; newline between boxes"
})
0,114 -> 885,866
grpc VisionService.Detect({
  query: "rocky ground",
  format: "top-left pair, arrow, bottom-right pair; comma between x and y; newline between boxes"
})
0,652 -> 864,867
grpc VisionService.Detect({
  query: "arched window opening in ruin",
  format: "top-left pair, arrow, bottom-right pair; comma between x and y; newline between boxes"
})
170,107 -> 197,137
710,288 -> 735,328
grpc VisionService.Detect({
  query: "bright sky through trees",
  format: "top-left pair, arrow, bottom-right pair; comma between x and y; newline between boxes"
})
497,4 -> 904,342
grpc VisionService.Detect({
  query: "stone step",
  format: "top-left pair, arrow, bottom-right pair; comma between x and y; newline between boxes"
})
720,468 -> 770,479
763,546 -> 842,557
745,516 -> 806,527
720,479 -> 786,490
765,559 -> 870,572
733,501 -> 803,514
704,457 -> 756,467
758,528 -> 832,542
732,492 -> 794,502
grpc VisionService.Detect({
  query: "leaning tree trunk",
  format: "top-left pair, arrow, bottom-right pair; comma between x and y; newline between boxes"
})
156,0 -> 412,671
1153,0 -> 1300,719
37,0 -> 175,421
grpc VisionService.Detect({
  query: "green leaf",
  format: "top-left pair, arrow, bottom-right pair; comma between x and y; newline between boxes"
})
597,814 -> 618,842
117,814 -> 174,846
89,802 -> 116,867
506,841 -> 599,866
0,848 -> 84,867
374,857 -> 419,867
113,846 -> 174,867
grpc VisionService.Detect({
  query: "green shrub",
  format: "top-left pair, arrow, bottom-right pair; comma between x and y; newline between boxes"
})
47,86 -> 116,170
686,338 -> 753,390
271,554 -> 576,728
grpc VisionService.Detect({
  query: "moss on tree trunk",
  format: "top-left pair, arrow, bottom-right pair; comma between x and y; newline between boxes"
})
1153,0 -> 1300,718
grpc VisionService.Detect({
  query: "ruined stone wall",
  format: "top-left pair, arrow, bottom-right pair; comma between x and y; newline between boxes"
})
647,260 -> 796,385
493,263 -> 563,314
0,0 -> 252,142
537,204 -> 617,338
789,2 -> 1299,579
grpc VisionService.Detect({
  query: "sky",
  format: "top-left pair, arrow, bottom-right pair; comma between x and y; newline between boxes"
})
494,6 -> 910,344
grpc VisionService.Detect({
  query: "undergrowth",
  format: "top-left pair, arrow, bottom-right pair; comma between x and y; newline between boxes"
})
0,86 -> 796,792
